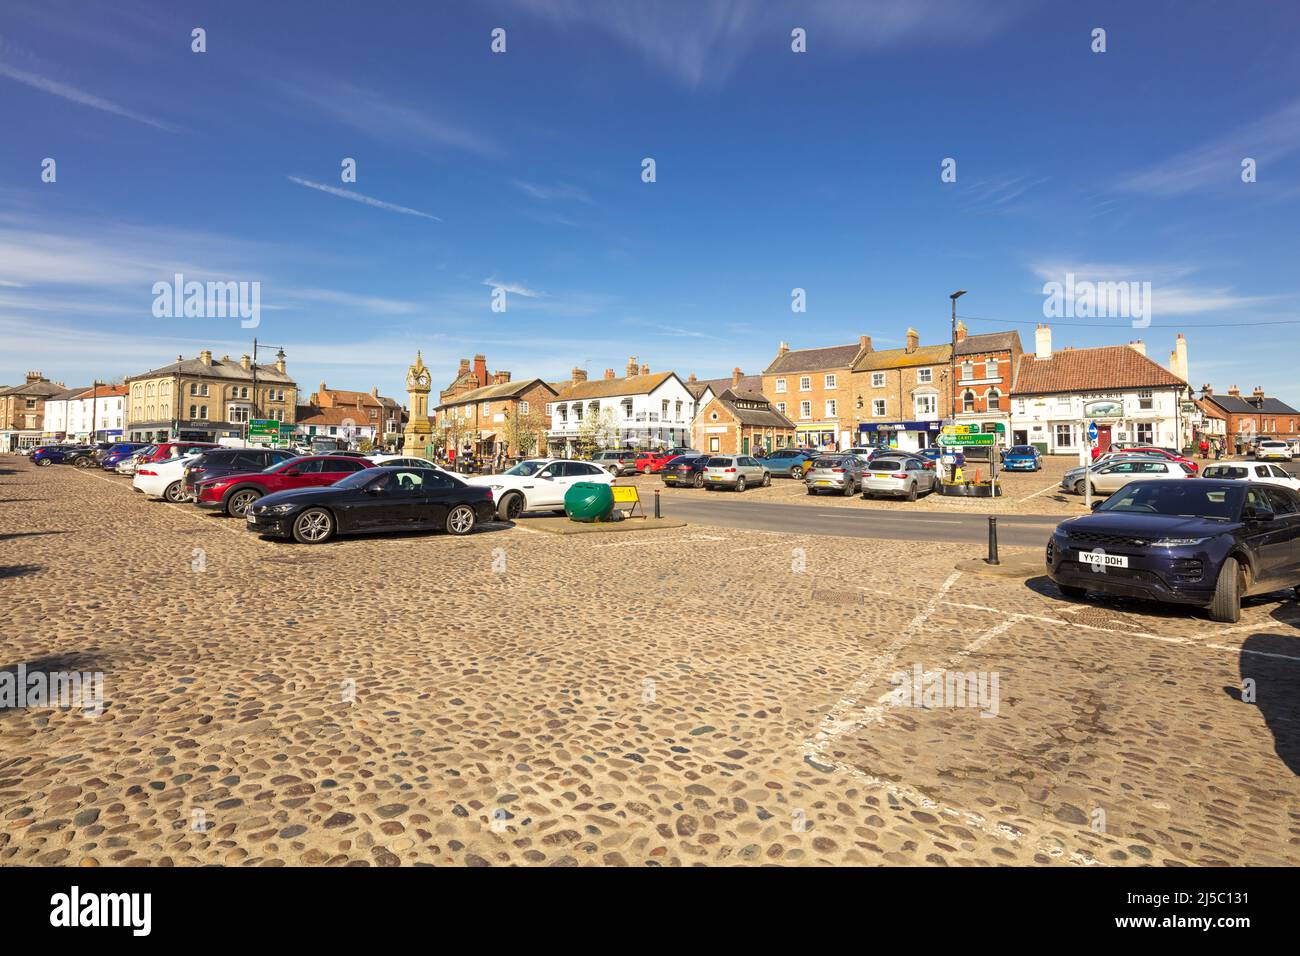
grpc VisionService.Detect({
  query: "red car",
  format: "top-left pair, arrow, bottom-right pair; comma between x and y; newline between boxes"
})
141,440 -> 219,463
1096,445 -> 1199,473
194,454 -> 374,517
636,447 -> 700,474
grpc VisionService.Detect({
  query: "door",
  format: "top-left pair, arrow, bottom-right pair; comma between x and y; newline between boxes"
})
416,471 -> 461,527
531,462 -> 568,506
1242,486 -> 1297,585
1257,486 -> 1300,581
346,471 -> 413,532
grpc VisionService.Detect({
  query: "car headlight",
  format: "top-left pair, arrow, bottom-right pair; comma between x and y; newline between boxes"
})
1151,537 -> 1210,547
490,484 -> 505,491
264,503 -> 296,515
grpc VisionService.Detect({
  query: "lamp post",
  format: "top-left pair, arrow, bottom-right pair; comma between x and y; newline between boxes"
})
247,338 -> 288,443
947,290 -> 966,484
89,379 -> 104,443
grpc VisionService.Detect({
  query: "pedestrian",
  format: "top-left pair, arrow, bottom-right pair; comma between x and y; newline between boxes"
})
1213,438 -> 1222,460
1198,437 -> 1209,459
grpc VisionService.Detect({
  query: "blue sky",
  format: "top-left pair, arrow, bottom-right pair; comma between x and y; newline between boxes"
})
1,0 -> 1298,404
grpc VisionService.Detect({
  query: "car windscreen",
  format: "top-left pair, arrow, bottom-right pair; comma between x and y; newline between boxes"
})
1096,482 -> 1242,520
505,461 -> 547,477
331,469 -> 381,490
869,460 -> 904,472
1203,466 -> 1247,479
813,457 -> 844,468
1008,446 -> 1035,454
706,458 -> 733,467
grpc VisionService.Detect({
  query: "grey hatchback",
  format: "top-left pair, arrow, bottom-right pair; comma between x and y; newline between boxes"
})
805,455 -> 865,496
861,455 -> 938,501
703,455 -> 771,491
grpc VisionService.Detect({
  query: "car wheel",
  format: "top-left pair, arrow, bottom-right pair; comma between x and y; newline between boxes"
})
225,488 -> 261,518
1208,556 -> 1242,623
163,480 -> 186,503
1073,480 -> 1086,495
292,507 -> 334,544
790,465 -> 801,478
1059,584 -> 1087,599
842,481 -> 854,497
762,473 -> 771,487
35,458 -> 50,466
736,476 -> 746,492
806,487 -> 816,496
641,465 -> 650,474
692,472 -> 703,488
446,504 -> 477,535
907,482 -> 918,502
498,491 -> 523,521
75,456 -> 93,469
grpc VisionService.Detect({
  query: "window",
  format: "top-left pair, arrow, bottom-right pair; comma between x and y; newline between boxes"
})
872,399 -> 886,416
519,401 -> 529,415
709,437 -> 720,452
799,401 -> 812,419
961,361 -> 974,381
1054,424 -> 1073,447
1136,422 -> 1154,444
825,400 -> 837,417
985,359 -> 998,377
914,394 -> 937,417
621,399 -> 633,419
1016,399 -> 1026,414
190,383 -> 198,395
871,372 -> 885,388
917,368 -> 932,384
986,388 -> 1001,409
776,402 -> 786,414
799,376 -> 811,391
198,405 -> 208,420
775,379 -> 786,393
662,399 -> 669,417
1138,389 -> 1153,410
572,403 -> 583,421
189,404 -> 197,418
482,402 -> 490,416
824,374 -> 837,389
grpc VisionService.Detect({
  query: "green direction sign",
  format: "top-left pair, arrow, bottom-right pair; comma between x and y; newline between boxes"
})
939,432 -> 995,447
249,418 -> 278,436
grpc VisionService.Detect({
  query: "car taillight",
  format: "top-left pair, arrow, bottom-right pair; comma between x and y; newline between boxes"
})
138,469 -> 156,476
832,468 -> 844,474
725,467 -> 736,473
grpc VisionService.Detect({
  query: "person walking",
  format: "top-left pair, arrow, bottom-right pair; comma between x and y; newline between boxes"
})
1212,437 -> 1222,460
1198,437 -> 1209,459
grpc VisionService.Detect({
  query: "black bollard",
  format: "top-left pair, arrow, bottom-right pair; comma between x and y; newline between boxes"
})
986,515 -> 1000,565
654,488 -> 661,519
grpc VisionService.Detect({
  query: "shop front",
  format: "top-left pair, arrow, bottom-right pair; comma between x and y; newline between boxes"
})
857,419 -> 942,452
794,423 -> 839,449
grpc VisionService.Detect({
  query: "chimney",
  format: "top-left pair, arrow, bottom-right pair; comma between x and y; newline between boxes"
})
571,367 -> 588,383
732,367 -> 742,386
954,321 -> 967,344
1128,340 -> 1146,356
1034,323 -> 1052,360
200,349 -> 213,366
905,328 -> 919,353
626,356 -> 638,377
687,373 -> 697,383
25,371 -> 42,383
492,370 -> 511,385
221,354 -> 230,362
458,358 -> 470,375
1171,332 -> 1188,381
778,341 -> 790,357
1227,384 -> 1241,397
1201,384 -> 1212,396
604,369 -> 616,380
640,363 -> 649,376
473,354 -> 488,386
275,349 -> 286,374
370,386 -> 379,398
1253,385 -> 1266,399
859,335 -> 872,353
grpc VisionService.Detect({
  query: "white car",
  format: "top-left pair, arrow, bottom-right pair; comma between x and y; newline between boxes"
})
1201,462 -> 1300,492
466,458 -> 614,520
132,452 -> 204,502
367,454 -> 444,469
1256,440 -> 1292,462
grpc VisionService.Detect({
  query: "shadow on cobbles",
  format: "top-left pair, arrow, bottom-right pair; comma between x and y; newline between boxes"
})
0,531 -> 69,542
1235,621 -> 1300,776
0,564 -> 41,579
0,653 -> 104,719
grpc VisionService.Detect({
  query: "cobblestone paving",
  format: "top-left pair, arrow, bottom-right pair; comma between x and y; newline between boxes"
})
2,458 -> 1298,866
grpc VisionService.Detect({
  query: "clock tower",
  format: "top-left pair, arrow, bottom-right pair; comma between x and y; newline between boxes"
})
403,350 -> 434,459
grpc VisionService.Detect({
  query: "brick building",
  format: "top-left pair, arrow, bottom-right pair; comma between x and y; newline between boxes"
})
693,386 -> 796,456
952,324 -> 1022,445
436,374 -> 556,459
307,382 -> 404,445
761,338 -> 869,449
0,372 -> 67,451
850,329 -> 952,451
1200,386 -> 1300,454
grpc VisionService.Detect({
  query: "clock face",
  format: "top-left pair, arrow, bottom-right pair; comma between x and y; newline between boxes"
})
409,370 -> 429,387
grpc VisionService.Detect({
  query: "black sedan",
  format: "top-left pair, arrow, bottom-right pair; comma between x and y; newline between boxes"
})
1046,479 -> 1300,622
244,466 -> 495,543
661,454 -> 711,488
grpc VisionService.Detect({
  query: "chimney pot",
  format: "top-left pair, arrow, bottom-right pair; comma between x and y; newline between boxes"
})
859,335 -> 872,353
604,369 -> 616,380
639,363 -> 649,376
905,328 -> 919,353
626,356 -> 638,378
732,367 -> 742,386
1034,324 -> 1052,360
778,341 -> 790,357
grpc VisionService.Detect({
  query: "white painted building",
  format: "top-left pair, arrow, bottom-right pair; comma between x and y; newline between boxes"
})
43,385 -> 128,440
546,366 -> 698,455
1010,326 -> 1190,455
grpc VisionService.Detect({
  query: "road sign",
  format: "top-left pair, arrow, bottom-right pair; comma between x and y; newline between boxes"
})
941,424 -> 980,435
1087,421 -> 1099,442
939,432 -> 995,447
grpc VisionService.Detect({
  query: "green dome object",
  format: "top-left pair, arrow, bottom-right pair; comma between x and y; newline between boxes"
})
564,481 -> 615,522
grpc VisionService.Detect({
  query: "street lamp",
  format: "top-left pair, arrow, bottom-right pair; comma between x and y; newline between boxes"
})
247,338 -> 288,443
946,291 -> 967,485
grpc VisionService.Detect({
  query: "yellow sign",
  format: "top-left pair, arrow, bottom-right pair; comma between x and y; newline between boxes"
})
611,486 -> 640,504
941,424 -> 980,435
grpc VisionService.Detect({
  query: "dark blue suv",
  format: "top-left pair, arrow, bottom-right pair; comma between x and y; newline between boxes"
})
1047,479 -> 1300,623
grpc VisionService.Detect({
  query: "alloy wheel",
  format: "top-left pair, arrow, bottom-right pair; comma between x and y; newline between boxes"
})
228,490 -> 259,517
448,504 -> 476,535
294,509 -> 333,543
164,481 -> 185,503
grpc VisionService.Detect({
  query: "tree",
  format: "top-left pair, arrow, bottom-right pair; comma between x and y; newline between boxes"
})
502,403 -> 547,458
576,406 -> 618,456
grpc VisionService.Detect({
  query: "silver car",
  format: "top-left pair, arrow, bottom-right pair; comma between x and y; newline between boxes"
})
1068,458 -> 1190,496
1061,453 -> 1164,492
805,455 -> 865,496
703,455 -> 770,491
861,455 -> 938,500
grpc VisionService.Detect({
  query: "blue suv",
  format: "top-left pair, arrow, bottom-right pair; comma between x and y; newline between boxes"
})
1001,445 -> 1042,471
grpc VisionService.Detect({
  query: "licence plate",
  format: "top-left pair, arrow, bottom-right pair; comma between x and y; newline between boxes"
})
1078,551 -> 1127,568
246,514 -> 257,524
815,480 -> 830,485
709,475 -> 722,480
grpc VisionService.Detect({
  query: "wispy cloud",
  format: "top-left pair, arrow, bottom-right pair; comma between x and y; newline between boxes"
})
500,0 -> 1031,88
481,277 -> 544,298
1117,98 -> 1300,197
287,177 -> 442,221
0,57 -> 178,132
510,179 -> 592,203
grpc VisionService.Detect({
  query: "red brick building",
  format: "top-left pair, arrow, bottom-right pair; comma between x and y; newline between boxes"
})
1200,385 -> 1300,454
952,324 -> 1022,444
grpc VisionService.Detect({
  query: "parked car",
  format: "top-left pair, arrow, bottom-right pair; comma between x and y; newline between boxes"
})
805,455 -> 865,496
466,458 -> 614,520
844,446 -> 880,465
661,454 -> 711,488
1256,440 -> 1292,462
861,455 -> 938,500
133,449 -> 210,501
1000,445 -> 1042,471
99,442 -> 150,470
703,455 -> 770,491
139,441 -> 220,465
1201,462 -> 1300,492
1061,454 -> 1166,491
1065,458 -> 1192,496
591,450 -> 640,477
245,466 -> 496,543
759,447 -> 817,478
194,454 -> 374,517
182,447 -> 300,498
31,444 -> 92,466
635,448 -> 698,474
115,447 -> 156,475
366,454 -> 443,468
1047,479 -> 1300,623
1118,445 -> 1199,474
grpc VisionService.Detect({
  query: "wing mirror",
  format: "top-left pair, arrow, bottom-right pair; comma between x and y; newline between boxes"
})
1245,507 -> 1275,523
1090,500 -> 1102,511
365,483 -> 383,495
283,468 -> 300,477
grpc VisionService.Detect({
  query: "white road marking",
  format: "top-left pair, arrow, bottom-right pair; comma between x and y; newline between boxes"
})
1018,480 -> 1066,503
